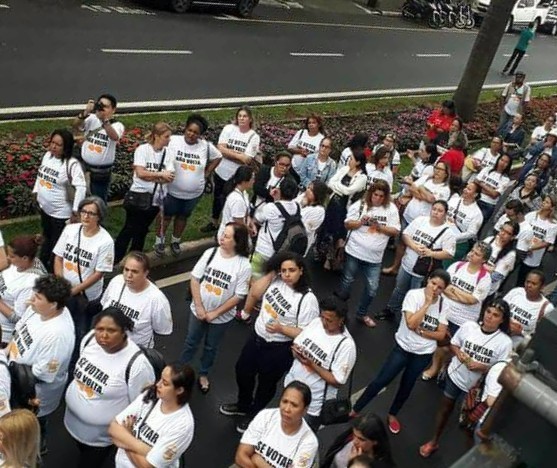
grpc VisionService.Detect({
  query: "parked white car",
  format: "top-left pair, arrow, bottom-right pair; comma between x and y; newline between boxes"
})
473,0 -> 557,34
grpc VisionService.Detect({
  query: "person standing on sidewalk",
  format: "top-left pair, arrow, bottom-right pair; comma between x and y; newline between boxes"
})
502,22 -> 535,76
498,71 -> 531,133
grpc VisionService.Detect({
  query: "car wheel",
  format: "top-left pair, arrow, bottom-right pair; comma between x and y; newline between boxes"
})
551,23 -> 557,36
170,0 -> 192,13
236,0 -> 257,18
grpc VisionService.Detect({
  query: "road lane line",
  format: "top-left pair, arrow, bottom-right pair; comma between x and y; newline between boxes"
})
415,53 -> 451,57
503,53 -> 529,57
213,15 -> 474,33
290,52 -> 344,57
155,271 -> 191,289
353,2 -> 372,14
0,4 -> 10,8
101,49 -> 193,55
5,80 -> 557,117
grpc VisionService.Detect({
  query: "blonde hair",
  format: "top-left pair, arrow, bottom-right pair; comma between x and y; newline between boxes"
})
145,122 -> 172,144
0,409 -> 40,468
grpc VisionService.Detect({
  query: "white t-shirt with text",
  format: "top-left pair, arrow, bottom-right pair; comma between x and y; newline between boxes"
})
80,115 -> 125,166
215,124 -> 260,181
288,129 -> 325,174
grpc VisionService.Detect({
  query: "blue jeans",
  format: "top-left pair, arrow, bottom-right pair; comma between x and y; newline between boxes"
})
352,343 -> 432,415
89,177 -> 110,203
338,253 -> 381,317
181,314 -> 231,376
386,268 -> 424,318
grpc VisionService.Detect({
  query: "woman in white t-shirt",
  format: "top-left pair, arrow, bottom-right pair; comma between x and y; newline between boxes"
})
0,235 -> 47,344
114,122 -> 174,263
217,166 -> 255,240
404,142 -> 438,183
321,413 -> 394,468
335,181 -> 400,328
353,271 -> 450,434
504,270 -> 554,349
296,181 -> 328,256
33,129 -> 86,271
109,363 -> 195,468
284,296 -> 357,431
422,242 -> 492,381
365,147 -> 394,191
339,133 -> 369,166
419,299 -> 512,458
157,114 -> 222,257
518,194 -> 557,286
382,161 -> 450,277
235,381 -> 319,468
204,106 -> 260,232
181,223 -> 252,393
475,154 -> 512,223
287,113 -> 326,177
462,136 -> 502,182
482,220 -> 519,297
0,409 -> 40,468
8,275 -> 75,454
101,252 -> 172,348
220,252 -> 320,433
64,307 -> 155,468
373,132 -> 401,174
53,196 -> 114,339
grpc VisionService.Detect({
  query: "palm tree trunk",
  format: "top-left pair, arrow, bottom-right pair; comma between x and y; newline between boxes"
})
454,0 -> 516,121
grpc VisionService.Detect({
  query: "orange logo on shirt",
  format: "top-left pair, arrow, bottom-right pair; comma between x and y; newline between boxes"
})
64,261 -> 79,273
87,144 -> 103,154
204,283 -> 222,296
47,359 -> 60,374
76,381 -> 96,399
264,303 -> 278,319
180,163 -> 197,171
39,179 -> 53,190
7,342 -> 19,360
163,444 -> 178,462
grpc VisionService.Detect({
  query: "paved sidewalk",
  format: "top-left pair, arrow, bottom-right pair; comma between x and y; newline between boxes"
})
286,0 -> 403,15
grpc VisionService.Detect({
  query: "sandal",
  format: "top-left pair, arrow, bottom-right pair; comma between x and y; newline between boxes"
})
419,440 -> 439,458
198,376 -> 210,394
421,371 -> 435,381
357,316 -> 377,328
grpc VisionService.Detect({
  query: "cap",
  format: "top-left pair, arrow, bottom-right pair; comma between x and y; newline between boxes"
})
515,70 -> 526,77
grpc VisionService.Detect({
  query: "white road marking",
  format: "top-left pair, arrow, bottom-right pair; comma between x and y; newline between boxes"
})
285,1 -> 304,8
101,48 -> 193,55
353,2 -> 372,14
503,53 -> 529,57
0,4 -> 10,8
155,271 -> 191,289
213,15 -> 473,33
81,4 -> 156,15
259,0 -> 290,8
4,80 -> 557,117
290,52 -> 344,57
415,53 -> 451,57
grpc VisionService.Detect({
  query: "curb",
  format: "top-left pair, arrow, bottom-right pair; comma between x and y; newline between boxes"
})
147,237 -> 216,270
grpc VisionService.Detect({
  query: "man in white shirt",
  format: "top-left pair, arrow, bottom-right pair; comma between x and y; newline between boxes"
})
498,72 -> 531,133
72,94 -> 125,202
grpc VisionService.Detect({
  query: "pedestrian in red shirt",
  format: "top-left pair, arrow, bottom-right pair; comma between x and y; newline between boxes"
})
439,141 -> 466,176
425,100 -> 457,144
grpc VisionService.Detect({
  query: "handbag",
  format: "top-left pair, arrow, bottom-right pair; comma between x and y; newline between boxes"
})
65,159 -> 79,203
75,225 -> 103,319
123,148 -> 167,211
320,336 -> 353,426
412,227 -> 449,277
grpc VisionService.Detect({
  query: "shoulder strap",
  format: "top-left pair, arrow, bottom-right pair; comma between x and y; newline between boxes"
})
246,131 -> 255,146
538,300 -> 550,321
136,399 -> 158,436
125,349 -> 143,384
455,261 -> 465,273
427,227 -> 449,249
75,226 -> 87,300
274,201 -> 292,220
151,148 -> 167,198
438,296 -> 444,314
295,291 -> 309,326
199,247 -> 218,283
322,336 -> 348,403
83,332 -> 95,349
117,280 -> 126,303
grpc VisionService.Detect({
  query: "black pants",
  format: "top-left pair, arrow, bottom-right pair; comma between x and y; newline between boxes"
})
114,205 -> 159,263
503,48 -> 526,74
39,210 -> 68,272
211,173 -> 228,220
75,441 -> 115,468
235,333 -> 293,416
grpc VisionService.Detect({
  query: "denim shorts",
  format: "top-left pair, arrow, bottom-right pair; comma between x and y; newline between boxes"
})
443,375 -> 466,401
163,194 -> 200,218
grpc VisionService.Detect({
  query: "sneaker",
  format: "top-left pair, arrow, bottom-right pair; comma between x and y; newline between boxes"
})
375,308 -> 395,321
154,243 -> 166,258
200,222 -> 218,233
236,417 -> 252,434
170,242 -> 181,257
388,416 -> 401,434
219,403 -> 248,417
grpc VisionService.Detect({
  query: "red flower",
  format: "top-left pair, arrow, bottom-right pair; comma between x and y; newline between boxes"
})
6,154 -> 14,163
19,154 -> 31,162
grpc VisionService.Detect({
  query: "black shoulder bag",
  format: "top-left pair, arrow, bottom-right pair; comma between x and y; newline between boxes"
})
412,227 -> 449,277
320,336 -> 353,426
123,148 -> 167,211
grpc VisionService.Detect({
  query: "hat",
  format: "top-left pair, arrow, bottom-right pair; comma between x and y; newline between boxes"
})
515,71 -> 526,77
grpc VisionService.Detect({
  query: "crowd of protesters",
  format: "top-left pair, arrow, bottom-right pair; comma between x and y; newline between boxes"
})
1,80 -> 557,467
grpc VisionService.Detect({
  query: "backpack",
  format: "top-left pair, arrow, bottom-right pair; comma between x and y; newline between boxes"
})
455,261 -> 489,284
0,360 -> 38,413
83,333 -> 166,383
269,202 -> 308,255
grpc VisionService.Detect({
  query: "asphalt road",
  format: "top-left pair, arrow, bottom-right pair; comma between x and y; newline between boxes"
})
1,0 -> 557,110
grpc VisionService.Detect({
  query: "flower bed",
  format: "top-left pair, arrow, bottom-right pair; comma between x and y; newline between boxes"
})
1,96 -> 556,219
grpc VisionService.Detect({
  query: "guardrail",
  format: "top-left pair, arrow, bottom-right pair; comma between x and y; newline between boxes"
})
1,80 -> 557,120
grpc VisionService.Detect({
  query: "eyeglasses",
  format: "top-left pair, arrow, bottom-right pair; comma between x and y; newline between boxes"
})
80,209 -> 99,217
434,166 -> 447,172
